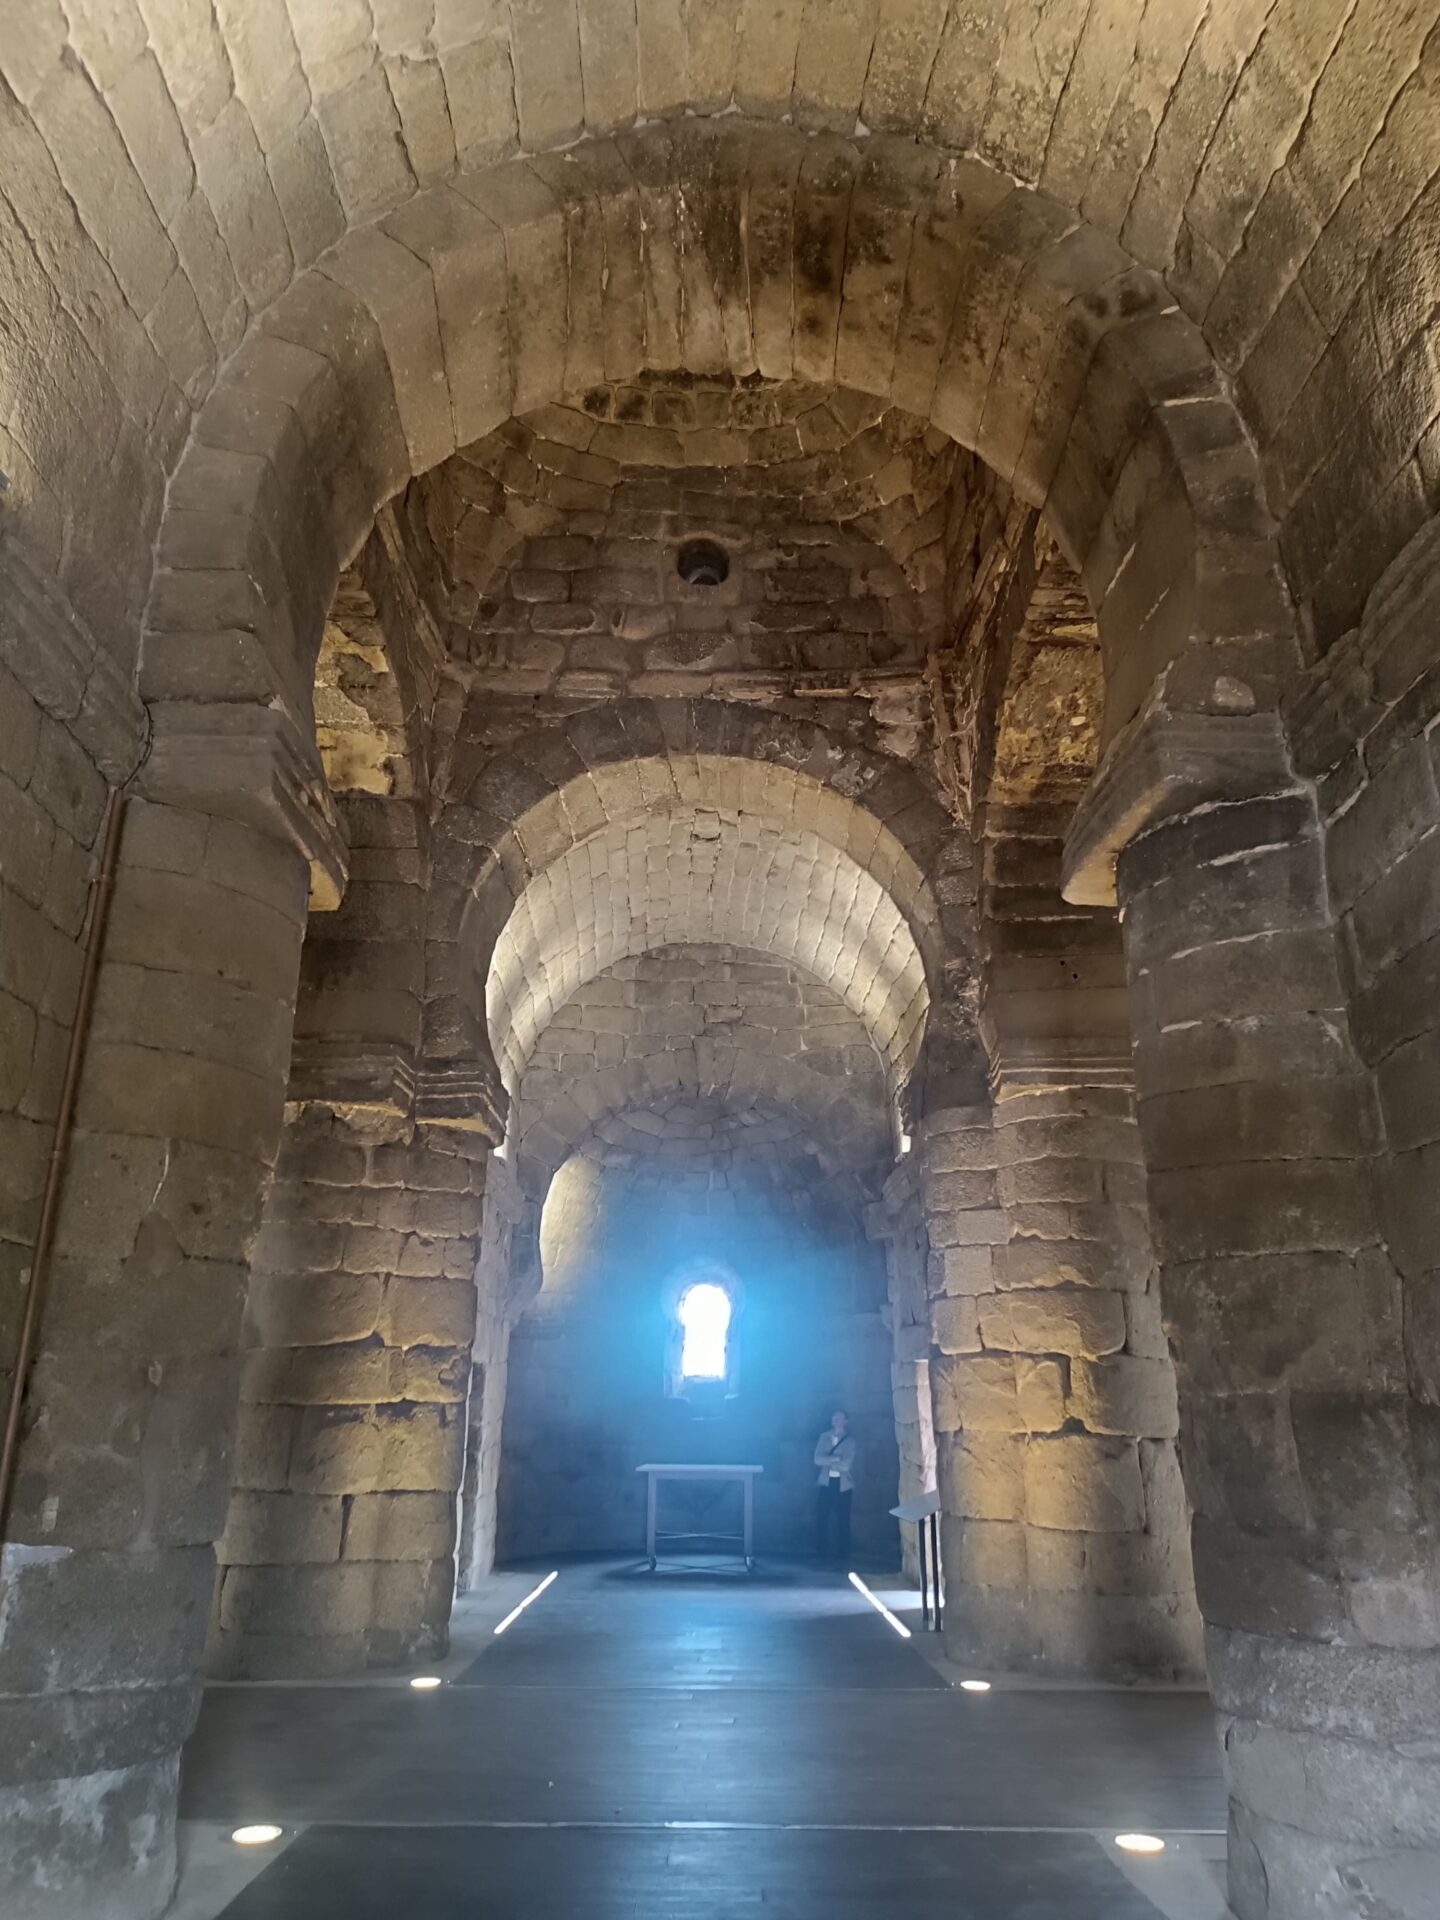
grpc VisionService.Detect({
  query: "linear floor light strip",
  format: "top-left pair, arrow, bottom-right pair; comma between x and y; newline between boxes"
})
493,1570 -> 559,1636
848,1570 -> 912,1639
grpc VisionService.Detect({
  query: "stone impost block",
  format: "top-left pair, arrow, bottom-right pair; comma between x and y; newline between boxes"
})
978,1288 -> 1127,1358
141,701 -> 348,911
1063,706 -> 1294,909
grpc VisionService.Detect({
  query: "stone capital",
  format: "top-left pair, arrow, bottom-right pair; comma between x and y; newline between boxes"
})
140,700 -> 349,910
286,1037 -> 417,1119
415,1058 -> 509,1148
988,1033 -> 1135,1089
1062,700 -> 1297,908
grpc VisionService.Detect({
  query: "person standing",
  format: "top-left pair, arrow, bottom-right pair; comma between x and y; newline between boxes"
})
813,1410 -> 856,1561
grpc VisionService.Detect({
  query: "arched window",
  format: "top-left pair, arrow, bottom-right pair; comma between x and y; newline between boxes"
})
677,1281 -> 733,1382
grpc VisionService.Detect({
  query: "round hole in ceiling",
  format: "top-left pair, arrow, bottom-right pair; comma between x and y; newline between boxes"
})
677,539 -> 729,587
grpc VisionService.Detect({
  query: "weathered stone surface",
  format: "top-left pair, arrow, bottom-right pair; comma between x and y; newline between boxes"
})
1023,1435 -> 1146,1534
1069,1355 -> 1179,1439
2,32 -> 1438,1915
978,1288 -> 1127,1358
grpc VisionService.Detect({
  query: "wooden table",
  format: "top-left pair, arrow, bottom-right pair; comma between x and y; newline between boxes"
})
636,1463 -> 764,1570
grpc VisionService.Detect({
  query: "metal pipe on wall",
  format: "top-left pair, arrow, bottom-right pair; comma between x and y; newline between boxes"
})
0,786 -> 127,1550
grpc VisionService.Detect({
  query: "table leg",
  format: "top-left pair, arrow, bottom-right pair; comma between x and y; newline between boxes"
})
743,1472 -> 754,1570
930,1511 -> 942,1630
646,1471 -> 658,1570
918,1518 -> 930,1630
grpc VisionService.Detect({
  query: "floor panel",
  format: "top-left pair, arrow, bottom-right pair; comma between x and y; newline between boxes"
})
176,1558 -> 1227,1918
211,1825 -> 1201,1919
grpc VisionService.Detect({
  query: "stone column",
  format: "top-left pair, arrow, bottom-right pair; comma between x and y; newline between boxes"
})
1068,710 -> 1428,1920
210,1113 -> 486,1676
919,1099 -> 1013,1649
457,1149 -> 529,1592
926,1073 -> 1199,1680
867,1157 -> 933,1583
986,1067 -> 1201,1677
0,794 -> 312,1920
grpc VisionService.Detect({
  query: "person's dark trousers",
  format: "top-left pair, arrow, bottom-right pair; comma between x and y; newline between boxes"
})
815,1484 -> 852,1560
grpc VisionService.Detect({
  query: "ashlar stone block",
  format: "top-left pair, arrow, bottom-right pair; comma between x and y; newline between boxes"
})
1023,1435 -> 1146,1533
978,1287 -> 1127,1358
1069,1354 -> 1179,1438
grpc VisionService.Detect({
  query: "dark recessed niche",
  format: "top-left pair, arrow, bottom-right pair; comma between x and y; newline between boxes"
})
677,538 -> 729,587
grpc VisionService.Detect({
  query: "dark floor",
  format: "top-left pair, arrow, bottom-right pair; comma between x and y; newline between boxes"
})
176,1558 -> 1228,1918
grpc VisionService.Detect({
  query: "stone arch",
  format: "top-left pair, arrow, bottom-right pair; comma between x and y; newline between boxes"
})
3,24 -> 1436,1920
415,697 -> 963,1129
513,1050 -> 894,1205
3,6 -> 1429,680
142,120 -> 1293,895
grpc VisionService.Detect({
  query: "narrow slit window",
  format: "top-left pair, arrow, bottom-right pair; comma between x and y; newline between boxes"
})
677,1282 -> 732,1382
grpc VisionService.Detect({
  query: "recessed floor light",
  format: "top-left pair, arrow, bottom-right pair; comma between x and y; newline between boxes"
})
1115,1833 -> 1166,1855
231,1825 -> 282,1847
493,1569 -> 559,1636
848,1570 -> 912,1639
409,1675 -> 443,1690
960,1679 -> 992,1692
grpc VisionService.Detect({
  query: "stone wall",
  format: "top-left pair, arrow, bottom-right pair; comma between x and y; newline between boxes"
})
402,380 -> 957,743
515,942 -> 891,1153
500,1147 -> 897,1565
497,942 -> 898,1564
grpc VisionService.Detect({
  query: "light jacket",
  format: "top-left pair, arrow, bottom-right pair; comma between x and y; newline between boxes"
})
814,1430 -> 857,1492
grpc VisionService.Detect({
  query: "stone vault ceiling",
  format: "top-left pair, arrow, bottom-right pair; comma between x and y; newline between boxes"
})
397,373 -> 987,763
487,802 -> 927,1094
